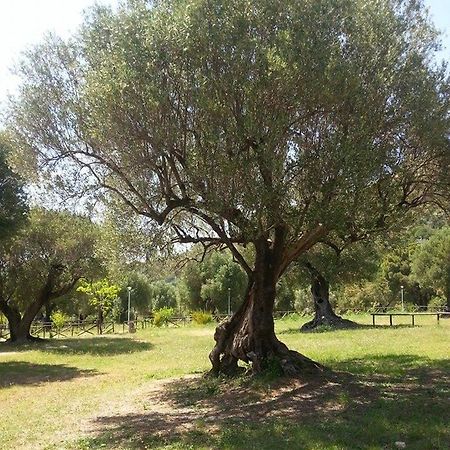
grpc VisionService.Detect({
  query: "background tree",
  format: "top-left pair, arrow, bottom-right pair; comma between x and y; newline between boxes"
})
178,261 -> 204,311
117,272 -> 152,321
77,279 -> 120,333
411,226 -> 450,310
0,209 -> 100,342
148,280 -> 178,311
275,276 -> 297,312
176,251 -> 247,313
199,253 -> 247,314
298,240 -> 380,329
7,0 -> 450,374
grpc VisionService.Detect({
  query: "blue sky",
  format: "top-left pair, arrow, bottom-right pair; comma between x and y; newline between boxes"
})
0,0 -> 449,109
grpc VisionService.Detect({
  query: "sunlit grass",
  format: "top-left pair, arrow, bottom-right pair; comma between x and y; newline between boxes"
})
0,314 -> 448,449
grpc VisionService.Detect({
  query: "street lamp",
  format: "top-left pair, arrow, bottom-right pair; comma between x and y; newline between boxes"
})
127,286 -> 132,323
227,287 -> 231,316
400,285 -> 404,312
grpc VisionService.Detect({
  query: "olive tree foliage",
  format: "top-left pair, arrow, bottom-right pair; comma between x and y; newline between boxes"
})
96,198 -> 172,279
7,0 -> 450,373
0,135 -> 27,238
0,209 -> 100,341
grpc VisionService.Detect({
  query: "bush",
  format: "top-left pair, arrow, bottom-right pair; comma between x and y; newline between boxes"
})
51,310 -> 70,329
402,302 -> 420,312
338,280 -> 391,312
191,310 -> 214,325
428,296 -> 447,311
152,307 -> 175,327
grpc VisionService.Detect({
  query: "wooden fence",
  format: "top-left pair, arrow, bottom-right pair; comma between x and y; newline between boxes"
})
2,308 -> 446,341
0,321 -> 118,341
32,321 -> 118,338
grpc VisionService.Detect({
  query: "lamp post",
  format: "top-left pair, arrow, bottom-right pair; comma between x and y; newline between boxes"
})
227,287 -> 231,316
127,286 -> 132,324
400,285 -> 404,312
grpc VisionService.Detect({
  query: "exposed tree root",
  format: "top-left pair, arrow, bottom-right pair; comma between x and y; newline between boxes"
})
301,314 -> 358,331
209,317 -> 324,378
6,334 -> 46,344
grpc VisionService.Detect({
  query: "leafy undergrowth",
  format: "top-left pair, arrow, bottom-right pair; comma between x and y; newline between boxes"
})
0,315 -> 449,449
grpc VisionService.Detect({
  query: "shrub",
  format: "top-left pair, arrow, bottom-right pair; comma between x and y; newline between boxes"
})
338,280 -> 391,312
51,310 -> 70,329
152,307 -> 175,327
402,302 -> 420,312
191,310 -> 214,325
428,296 -> 447,311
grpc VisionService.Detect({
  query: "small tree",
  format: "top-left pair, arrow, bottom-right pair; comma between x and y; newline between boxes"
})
77,279 -> 120,334
50,310 -> 70,330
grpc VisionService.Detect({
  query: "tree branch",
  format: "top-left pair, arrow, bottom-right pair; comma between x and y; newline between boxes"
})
278,224 -> 327,277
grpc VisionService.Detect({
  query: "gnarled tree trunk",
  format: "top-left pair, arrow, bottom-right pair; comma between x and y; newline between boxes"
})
301,263 -> 356,331
0,299 -> 40,343
209,238 -> 323,377
0,264 -> 78,343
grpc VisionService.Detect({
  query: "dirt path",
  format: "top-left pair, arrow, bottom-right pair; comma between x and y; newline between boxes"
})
73,372 -> 349,449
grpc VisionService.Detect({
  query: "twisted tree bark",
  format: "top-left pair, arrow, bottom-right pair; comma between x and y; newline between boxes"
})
209,237 -> 323,376
0,265 -> 78,343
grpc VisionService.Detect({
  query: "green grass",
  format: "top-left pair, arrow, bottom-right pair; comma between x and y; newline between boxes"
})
0,314 -> 449,449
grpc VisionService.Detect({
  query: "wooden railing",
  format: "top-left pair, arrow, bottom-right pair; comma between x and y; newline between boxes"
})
29,320 -> 116,338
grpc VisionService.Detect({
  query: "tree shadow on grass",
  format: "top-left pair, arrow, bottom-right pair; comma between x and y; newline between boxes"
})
0,337 -> 153,356
0,361 -> 98,389
79,354 -> 449,450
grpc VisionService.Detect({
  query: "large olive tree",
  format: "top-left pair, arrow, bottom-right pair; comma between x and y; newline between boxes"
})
7,0 -> 449,373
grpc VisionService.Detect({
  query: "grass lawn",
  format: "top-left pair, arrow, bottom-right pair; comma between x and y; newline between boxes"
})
0,314 -> 448,450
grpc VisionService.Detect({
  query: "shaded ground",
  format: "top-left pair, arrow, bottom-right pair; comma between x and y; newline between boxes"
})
0,362 -> 98,388
74,354 -> 449,450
